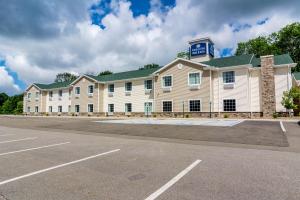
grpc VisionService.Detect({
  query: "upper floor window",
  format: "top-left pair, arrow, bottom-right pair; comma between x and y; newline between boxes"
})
125,82 -> 132,91
59,90 -> 63,97
27,93 -> 31,99
223,71 -> 235,83
108,84 -> 114,93
49,91 -> 53,98
188,72 -> 200,85
88,85 -> 94,94
162,75 -> 172,87
75,87 -> 80,95
35,92 -> 39,98
144,80 -> 153,90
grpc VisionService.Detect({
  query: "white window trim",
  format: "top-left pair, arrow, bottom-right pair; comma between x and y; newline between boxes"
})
125,103 -> 132,113
87,103 -> 94,113
162,100 -> 173,112
75,104 -> 80,113
108,104 -> 114,113
58,105 -> 63,113
188,99 -> 202,112
144,79 -> 153,90
144,102 -> 153,112
222,98 -> 237,112
125,82 -> 133,92
108,84 -> 115,93
58,90 -> 63,97
87,85 -> 94,96
75,86 -> 81,95
161,75 -> 173,88
188,72 -> 202,86
222,71 -> 236,84
49,106 -> 52,113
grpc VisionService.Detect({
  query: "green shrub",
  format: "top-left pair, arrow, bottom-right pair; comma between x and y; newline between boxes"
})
185,114 -> 189,118
273,113 -> 279,119
224,114 -> 229,118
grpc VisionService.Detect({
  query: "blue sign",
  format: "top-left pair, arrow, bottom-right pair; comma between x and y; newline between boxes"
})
208,43 -> 214,57
190,43 -> 206,56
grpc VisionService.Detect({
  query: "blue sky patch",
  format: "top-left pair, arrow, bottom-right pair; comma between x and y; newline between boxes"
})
219,48 -> 233,57
257,17 -> 269,25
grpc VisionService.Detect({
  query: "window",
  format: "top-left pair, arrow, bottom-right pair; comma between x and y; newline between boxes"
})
35,92 -> 39,98
59,90 -> 63,97
49,91 -> 53,98
75,87 -> 80,95
189,100 -> 201,112
223,71 -> 235,83
188,72 -> 200,85
125,103 -> 132,112
144,80 -> 153,90
223,99 -> 236,112
163,101 -> 172,112
27,107 -> 30,112
88,104 -> 94,112
49,106 -> 52,112
88,85 -> 94,94
68,105 -> 71,112
108,104 -> 114,113
27,93 -> 31,99
162,76 -> 172,87
35,106 -> 39,112
108,84 -> 114,93
69,90 -> 72,97
125,82 -> 132,91
75,105 -> 80,113
58,106 -> 62,112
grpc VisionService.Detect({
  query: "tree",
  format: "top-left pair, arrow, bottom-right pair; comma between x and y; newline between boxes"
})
54,73 -> 78,83
235,22 -> 300,72
177,51 -> 189,59
98,70 -> 113,76
0,93 -> 9,106
1,99 -> 14,114
140,63 -> 160,70
14,101 -> 23,114
281,87 -> 300,116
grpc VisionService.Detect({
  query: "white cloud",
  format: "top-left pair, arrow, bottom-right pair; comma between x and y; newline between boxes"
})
0,66 -> 21,95
0,0 -> 299,92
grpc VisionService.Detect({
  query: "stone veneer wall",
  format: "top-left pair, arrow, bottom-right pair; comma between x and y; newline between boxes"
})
260,55 -> 276,117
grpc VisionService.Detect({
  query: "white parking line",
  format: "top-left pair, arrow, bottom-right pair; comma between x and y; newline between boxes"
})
0,134 -> 15,137
0,149 -> 120,186
0,142 -> 70,156
280,121 -> 286,133
145,159 -> 201,200
0,137 -> 37,144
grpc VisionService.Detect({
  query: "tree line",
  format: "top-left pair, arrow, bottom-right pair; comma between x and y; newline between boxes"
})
0,93 -> 23,114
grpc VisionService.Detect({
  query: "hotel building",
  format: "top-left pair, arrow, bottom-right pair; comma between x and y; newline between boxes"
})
23,38 -> 298,118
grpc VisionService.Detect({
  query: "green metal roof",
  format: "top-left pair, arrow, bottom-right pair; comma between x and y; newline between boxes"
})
86,67 -> 160,82
293,72 -> 300,80
201,53 -> 294,68
34,81 -> 72,90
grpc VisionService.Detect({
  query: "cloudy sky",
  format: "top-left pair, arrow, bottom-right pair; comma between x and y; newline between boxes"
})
0,0 -> 299,95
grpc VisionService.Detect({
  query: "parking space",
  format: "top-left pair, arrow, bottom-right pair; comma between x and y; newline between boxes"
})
0,117 -> 299,199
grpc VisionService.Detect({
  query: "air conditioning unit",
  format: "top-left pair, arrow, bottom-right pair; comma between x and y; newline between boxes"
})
162,87 -> 172,92
189,85 -> 200,90
108,92 -> 114,97
223,83 -> 234,89
145,89 -> 152,94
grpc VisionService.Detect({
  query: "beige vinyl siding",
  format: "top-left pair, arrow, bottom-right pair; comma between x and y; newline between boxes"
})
41,91 -> 47,112
274,67 -> 291,112
212,71 -> 219,112
250,69 -> 261,112
71,77 -> 100,113
24,86 -> 42,113
46,88 -> 71,112
103,78 -> 154,112
155,61 -> 210,112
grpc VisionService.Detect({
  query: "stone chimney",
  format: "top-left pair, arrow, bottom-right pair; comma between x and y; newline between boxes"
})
260,55 -> 276,117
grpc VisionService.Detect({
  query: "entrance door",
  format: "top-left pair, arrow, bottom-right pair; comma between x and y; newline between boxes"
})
144,102 -> 152,116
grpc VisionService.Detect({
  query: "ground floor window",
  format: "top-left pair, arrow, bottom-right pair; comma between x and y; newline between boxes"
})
189,100 -> 201,112
144,102 -> 153,115
27,107 -> 30,112
35,106 -> 39,112
88,104 -> 94,112
75,105 -> 80,113
162,101 -> 172,112
68,105 -> 71,112
108,104 -> 114,113
223,99 -> 236,111
125,103 -> 132,112
49,106 -> 52,112
58,106 -> 62,112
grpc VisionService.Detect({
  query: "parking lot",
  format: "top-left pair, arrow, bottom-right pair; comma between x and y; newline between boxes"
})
0,116 -> 300,200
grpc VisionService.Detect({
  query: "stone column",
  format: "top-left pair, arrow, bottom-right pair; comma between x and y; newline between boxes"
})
260,55 -> 276,117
